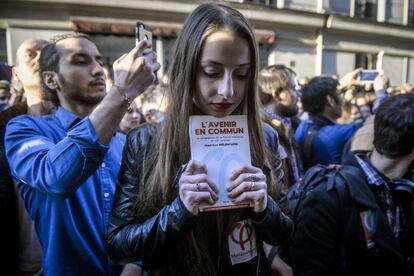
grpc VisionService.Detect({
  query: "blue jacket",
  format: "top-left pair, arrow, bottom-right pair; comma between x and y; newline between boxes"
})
295,114 -> 362,169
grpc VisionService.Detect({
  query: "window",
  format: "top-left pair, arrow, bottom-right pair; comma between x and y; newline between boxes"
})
243,0 -> 277,5
324,0 -> 351,15
382,55 -> 404,85
161,37 -> 176,75
355,0 -> 378,19
355,53 -> 377,69
385,0 -> 404,24
408,57 -> 414,85
0,30 -> 7,64
409,0 -> 414,25
259,43 -> 271,69
285,0 -> 317,12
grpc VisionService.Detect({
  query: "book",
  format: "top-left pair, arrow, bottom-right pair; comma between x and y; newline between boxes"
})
189,115 -> 252,212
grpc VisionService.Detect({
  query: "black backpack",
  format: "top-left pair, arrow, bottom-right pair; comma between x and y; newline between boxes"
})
287,163 -> 366,220
283,163 -> 367,269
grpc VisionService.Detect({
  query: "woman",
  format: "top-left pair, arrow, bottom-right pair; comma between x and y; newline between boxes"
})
119,100 -> 146,134
106,3 -> 293,275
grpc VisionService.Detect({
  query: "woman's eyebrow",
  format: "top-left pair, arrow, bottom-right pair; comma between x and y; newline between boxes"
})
200,60 -> 250,67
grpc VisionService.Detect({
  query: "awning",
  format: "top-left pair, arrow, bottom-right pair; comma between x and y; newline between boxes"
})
72,20 -> 181,37
71,20 -> 275,44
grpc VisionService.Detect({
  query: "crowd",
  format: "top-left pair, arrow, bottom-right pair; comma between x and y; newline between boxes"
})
0,2 -> 413,276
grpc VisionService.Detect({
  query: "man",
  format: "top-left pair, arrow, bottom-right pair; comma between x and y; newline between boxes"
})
289,93 -> 414,275
0,38 -> 49,275
348,74 -> 390,154
259,64 -> 302,189
295,76 -> 363,170
5,32 -> 159,275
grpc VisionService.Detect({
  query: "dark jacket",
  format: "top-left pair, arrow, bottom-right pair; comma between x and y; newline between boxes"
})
288,153 -> 414,276
0,102 -> 27,274
106,123 -> 293,275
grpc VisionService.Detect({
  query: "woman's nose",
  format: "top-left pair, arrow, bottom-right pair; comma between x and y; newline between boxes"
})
217,72 -> 234,100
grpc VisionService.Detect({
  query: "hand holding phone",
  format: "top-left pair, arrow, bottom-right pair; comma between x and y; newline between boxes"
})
357,70 -> 384,83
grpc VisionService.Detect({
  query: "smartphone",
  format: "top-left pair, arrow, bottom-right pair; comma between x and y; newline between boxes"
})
357,70 -> 384,83
135,21 -> 152,53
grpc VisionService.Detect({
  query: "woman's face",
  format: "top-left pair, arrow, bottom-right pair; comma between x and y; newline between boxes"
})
194,30 -> 251,117
119,101 -> 143,133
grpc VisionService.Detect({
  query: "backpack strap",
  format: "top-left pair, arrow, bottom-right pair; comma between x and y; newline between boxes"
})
288,164 -> 328,218
303,123 -> 325,170
303,116 -> 335,169
338,165 -> 367,185
334,165 -> 369,271
337,165 -> 374,206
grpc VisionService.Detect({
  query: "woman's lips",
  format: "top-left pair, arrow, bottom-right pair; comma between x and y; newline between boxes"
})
211,102 -> 232,111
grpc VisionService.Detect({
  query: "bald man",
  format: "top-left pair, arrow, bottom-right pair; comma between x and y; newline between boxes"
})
0,38 -> 50,275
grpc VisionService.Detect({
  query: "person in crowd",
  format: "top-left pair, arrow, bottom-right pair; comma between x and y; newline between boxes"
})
106,3 -> 293,275
119,100 -> 145,134
0,80 -> 11,111
0,38 -> 49,275
295,75 -> 364,170
337,101 -> 358,124
5,32 -> 159,275
349,74 -> 391,153
259,64 -> 302,189
138,80 -> 168,123
142,108 -> 163,123
289,93 -> 414,275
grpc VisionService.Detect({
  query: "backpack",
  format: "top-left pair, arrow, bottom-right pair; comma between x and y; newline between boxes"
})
283,163 -> 367,270
287,163 -> 366,220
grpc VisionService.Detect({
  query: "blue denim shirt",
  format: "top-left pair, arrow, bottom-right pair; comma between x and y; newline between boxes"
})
295,114 -> 363,168
5,107 -> 125,275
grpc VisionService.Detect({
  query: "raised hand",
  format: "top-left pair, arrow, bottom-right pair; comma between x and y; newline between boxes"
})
112,40 -> 160,99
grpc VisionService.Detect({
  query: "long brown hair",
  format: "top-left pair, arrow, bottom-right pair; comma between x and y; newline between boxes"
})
135,2 -> 282,274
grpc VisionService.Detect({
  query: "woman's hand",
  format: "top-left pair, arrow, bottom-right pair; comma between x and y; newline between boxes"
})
178,160 -> 219,215
226,165 -> 267,213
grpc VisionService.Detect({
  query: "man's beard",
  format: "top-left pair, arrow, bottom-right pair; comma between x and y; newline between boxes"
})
58,74 -> 105,106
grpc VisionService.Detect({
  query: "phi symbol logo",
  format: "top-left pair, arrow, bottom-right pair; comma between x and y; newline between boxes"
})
228,219 -> 257,265
230,220 -> 254,250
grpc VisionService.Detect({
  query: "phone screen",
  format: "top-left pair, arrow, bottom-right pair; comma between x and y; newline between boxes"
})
358,70 -> 381,82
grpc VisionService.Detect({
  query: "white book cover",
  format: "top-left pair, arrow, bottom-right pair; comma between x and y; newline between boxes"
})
189,115 -> 252,212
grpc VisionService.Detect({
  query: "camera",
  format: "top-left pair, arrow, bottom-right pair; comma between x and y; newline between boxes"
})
357,70 -> 384,83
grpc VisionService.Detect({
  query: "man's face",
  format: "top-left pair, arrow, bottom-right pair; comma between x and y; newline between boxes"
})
54,37 -> 105,106
14,39 -> 48,94
276,76 -> 299,117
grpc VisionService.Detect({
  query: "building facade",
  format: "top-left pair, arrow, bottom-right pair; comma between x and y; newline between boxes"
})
1,0 -> 413,85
